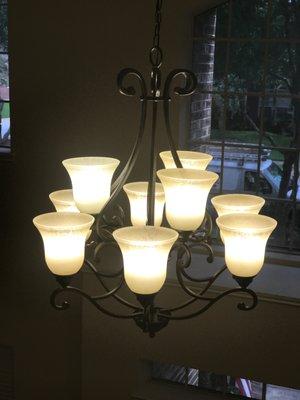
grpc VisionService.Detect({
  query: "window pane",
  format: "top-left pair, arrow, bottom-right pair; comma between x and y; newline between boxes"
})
228,42 -> 264,92
213,42 -> 227,90
234,378 -> 263,398
270,0 -> 300,39
187,368 -> 198,387
194,9 -> 217,38
217,146 -> 260,193
215,3 -> 229,38
226,96 -> 261,142
261,96 -> 294,149
198,371 -> 223,391
151,362 -> 186,384
231,0 -> 268,38
266,384 -> 300,399
0,53 -> 9,87
0,5 -> 8,52
266,42 -> 297,93
0,101 -> 10,147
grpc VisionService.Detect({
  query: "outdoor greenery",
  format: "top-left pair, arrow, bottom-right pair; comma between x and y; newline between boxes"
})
212,0 -> 300,200
0,4 -> 8,86
1,102 -> 9,118
211,129 -> 291,161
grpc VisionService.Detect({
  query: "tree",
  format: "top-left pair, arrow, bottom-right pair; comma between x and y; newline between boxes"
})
213,0 -> 300,199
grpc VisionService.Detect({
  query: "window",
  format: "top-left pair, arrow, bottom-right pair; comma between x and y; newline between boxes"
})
150,360 -> 300,400
190,0 -> 300,253
0,0 -> 10,153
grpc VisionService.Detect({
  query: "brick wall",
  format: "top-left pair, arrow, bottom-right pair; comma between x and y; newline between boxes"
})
190,12 -> 216,144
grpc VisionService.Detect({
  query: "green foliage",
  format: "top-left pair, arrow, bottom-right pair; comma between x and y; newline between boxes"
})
0,4 -> 8,86
211,129 -> 291,160
214,0 -> 300,93
1,102 -> 9,118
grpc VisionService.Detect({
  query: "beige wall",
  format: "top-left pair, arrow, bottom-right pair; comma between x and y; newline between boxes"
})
1,0 -> 299,399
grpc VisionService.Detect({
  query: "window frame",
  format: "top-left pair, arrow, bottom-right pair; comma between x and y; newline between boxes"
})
0,0 -> 11,159
190,0 -> 300,254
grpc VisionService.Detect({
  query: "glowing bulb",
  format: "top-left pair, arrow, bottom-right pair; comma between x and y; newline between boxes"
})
49,189 -> 79,213
62,157 -> 120,214
160,150 -> 212,170
123,182 -> 165,226
33,212 -> 94,276
157,168 -> 218,231
211,194 -> 265,217
113,226 -> 178,294
217,213 -> 277,277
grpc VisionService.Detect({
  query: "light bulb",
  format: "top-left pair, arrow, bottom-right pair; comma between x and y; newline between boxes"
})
62,157 -> 120,214
157,168 -> 218,231
123,182 -> 165,226
49,189 -> 79,213
217,213 -> 277,277
211,194 -> 265,217
113,226 -> 178,294
33,212 -> 94,276
160,150 -> 212,170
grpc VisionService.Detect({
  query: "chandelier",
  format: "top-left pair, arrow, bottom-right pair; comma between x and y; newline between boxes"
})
33,0 -> 277,337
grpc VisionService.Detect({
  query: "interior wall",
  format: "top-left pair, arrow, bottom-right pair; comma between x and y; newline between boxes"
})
2,0 -> 299,399
68,1 -> 299,399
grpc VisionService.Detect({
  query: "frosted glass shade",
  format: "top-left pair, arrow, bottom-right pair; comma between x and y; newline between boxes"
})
49,189 -> 79,213
62,157 -> 120,214
113,226 -> 178,294
33,212 -> 94,276
217,213 -> 277,277
157,169 -> 219,231
160,150 -> 212,170
123,182 -> 165,226
211,194 -> 265,217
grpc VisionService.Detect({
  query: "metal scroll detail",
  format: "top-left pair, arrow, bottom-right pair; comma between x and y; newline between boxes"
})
48,0 -> 259,337
50,211 -> 258,337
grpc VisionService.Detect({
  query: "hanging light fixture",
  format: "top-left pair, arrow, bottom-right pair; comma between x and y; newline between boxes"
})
33,0 -> 277,337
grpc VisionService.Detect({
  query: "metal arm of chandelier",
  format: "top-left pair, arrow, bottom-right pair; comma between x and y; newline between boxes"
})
33,0 -> 275,338
51,214 -> 258,338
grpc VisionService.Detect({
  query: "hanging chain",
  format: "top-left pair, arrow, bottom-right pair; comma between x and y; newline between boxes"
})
153,0 -> 163,49
149,0 -> 163,68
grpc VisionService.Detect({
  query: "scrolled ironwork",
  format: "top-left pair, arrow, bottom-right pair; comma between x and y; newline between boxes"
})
47,0 -> 260,338
163,69 -> 198,99
117,68 -> 147,99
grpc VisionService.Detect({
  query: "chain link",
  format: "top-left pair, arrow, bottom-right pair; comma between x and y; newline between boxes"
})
152,0 -> 163,49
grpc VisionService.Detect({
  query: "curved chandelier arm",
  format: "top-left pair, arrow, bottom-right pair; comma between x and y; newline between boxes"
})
111,99 -> 148,192
167,265 -> 228,313
85,258 -> 141,311
162,69 -> 197,168
117,68 -> 147,98
188,240 -> 214,264
175,242 -> 216,285
162,288 -> 258,321
111,97 -> 147,194
163,69 -> 198,98
176,257 -> 228,300
98,94 -> 147,220
50,286 -> 143,319
85,256 -> 123,279
101,204 -> 126,230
